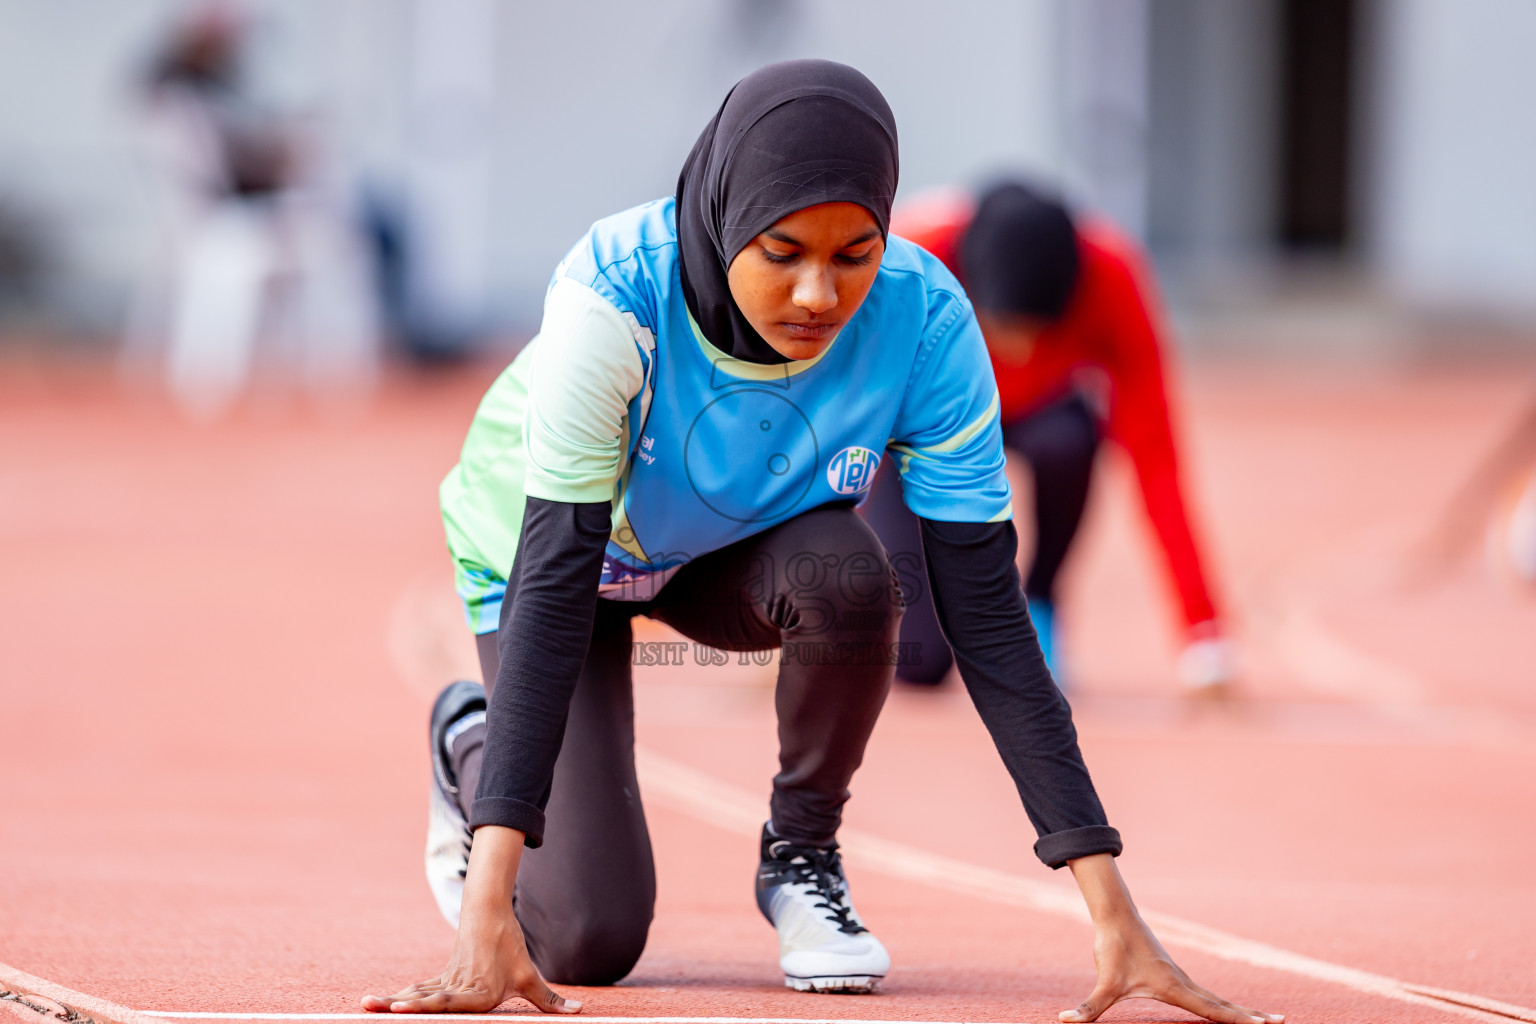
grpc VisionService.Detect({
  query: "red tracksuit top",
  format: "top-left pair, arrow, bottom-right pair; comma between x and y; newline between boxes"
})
891,189 -> 1220,633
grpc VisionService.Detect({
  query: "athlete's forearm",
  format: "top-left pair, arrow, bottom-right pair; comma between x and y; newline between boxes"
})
472,497 -> 611,846
918,516 -> 1121,868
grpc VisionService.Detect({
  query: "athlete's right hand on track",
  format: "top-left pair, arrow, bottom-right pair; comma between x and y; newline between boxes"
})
1062,854 -> 1281,1024
362,826 -> 581,1015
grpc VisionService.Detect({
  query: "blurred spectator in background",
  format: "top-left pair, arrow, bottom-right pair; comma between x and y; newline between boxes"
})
121,2 -> 378,420
863,180 -> 1234,695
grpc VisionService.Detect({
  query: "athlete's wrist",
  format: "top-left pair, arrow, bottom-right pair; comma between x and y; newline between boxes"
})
462,825 -> 525,911
1067,852 -> 1142,930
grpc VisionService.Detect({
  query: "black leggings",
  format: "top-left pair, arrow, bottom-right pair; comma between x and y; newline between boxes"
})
861,391 -> 1100,685
457,505 -> 902,985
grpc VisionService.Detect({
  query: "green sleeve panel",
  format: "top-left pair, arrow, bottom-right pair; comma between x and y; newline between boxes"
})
522,277 -> 645,505
440,352 -> 534,586
440,278 -> 643,586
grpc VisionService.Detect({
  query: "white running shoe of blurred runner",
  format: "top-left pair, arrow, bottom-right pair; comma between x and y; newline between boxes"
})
425,680 -> 486,929
1178,634 -> 1238,696
755,823 -> 890,993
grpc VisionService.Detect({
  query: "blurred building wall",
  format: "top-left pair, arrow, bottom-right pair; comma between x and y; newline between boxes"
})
1361,0 -> 1536,319
0,0 -> 1085,337
0,0 -> 1533,339
1147,0 -> 1281,262
474,0 -> 1083,327
1060,0 -> 1152,239
0,1 -> 184,327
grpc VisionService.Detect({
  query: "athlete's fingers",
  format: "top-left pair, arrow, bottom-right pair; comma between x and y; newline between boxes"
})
384,987 -> 500,1014
1166,983 -> 1277,1024
519,977 -> 582,1015
512,962 -> 582,1014
1206,998 -> 1282,1024
382,991 -> 452,1014
1058,983 -> 1117,1023
1183,979 -> 1282,1022
438,989 -> 508,1014
1183,981 -> 1283,1024
361,980 -> 444,1012
1225,1006 -> 1281,1023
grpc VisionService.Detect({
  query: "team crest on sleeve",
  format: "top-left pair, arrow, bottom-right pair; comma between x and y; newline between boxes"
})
826,446 -> 879,495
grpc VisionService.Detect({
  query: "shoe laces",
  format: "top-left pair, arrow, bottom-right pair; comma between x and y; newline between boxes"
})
774,843 -> 866,936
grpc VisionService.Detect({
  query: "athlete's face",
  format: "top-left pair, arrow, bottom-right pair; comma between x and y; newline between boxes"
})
727,202 -> 885,361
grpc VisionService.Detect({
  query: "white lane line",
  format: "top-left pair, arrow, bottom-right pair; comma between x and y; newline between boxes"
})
634,747 -> 1536,1024
0,962 -> 162,1024
1404,988 -> 1536,1024
12,750 -> 1536,1024
139,1017 -> 1046,1023
1257,604 -> 1427,705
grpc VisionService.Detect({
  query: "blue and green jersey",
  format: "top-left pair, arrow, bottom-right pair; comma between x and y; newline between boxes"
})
440,197 -> 1011,632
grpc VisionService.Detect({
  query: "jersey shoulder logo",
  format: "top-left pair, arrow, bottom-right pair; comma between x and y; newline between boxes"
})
827,445 -> 880,496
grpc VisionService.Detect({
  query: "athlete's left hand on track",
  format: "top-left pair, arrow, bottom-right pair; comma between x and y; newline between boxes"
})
361,826 -> 581,1015
1062,854 -> 1281,1024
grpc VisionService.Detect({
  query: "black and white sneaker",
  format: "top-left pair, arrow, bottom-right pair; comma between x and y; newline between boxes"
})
755,823 -> 890,993
425,680 -> 486,929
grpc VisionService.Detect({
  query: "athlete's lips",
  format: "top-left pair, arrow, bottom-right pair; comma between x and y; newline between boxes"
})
779,321 -> 840,340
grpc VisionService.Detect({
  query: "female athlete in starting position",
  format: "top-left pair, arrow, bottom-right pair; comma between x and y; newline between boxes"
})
363,60 -> 1281,1024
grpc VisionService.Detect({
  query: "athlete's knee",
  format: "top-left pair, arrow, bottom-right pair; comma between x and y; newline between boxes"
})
530,911 -> 652,986
779,523 -> 902,639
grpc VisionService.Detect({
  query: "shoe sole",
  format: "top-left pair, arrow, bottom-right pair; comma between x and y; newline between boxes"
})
784,974 -> 883,994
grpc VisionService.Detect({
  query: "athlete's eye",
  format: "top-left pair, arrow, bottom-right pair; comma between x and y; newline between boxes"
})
836,250 -> 877,267
760,248 -> 797,265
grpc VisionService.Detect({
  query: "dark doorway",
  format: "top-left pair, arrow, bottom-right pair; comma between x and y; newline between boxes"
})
1279,0 -> 1356,250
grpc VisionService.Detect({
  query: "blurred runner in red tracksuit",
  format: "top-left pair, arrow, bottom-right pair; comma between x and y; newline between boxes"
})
861,181 -> 1233,694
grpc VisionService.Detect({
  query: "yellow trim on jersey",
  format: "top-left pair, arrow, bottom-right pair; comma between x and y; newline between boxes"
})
887,391 -> 1000,473
888,444 -> 920,472
920,391 -> 1000,455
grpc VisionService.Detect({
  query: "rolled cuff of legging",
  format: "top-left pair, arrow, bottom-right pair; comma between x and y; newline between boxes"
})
469,797 -> 546,848
1034,825 -> 1123,869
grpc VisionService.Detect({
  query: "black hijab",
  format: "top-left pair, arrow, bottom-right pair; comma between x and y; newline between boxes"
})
676,60 -> 899,364
959,182 -> 1081,322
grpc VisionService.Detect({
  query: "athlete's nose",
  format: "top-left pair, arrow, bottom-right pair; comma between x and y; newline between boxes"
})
791,265 -> 837,315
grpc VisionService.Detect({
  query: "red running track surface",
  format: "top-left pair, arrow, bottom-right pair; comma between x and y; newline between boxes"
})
2,356 -> 1533,1024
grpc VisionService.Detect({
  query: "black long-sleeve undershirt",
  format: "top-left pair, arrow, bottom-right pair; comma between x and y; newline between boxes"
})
470,496 -> 1121,867
470,497 -> 610,844
918,516 -> 1121,867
